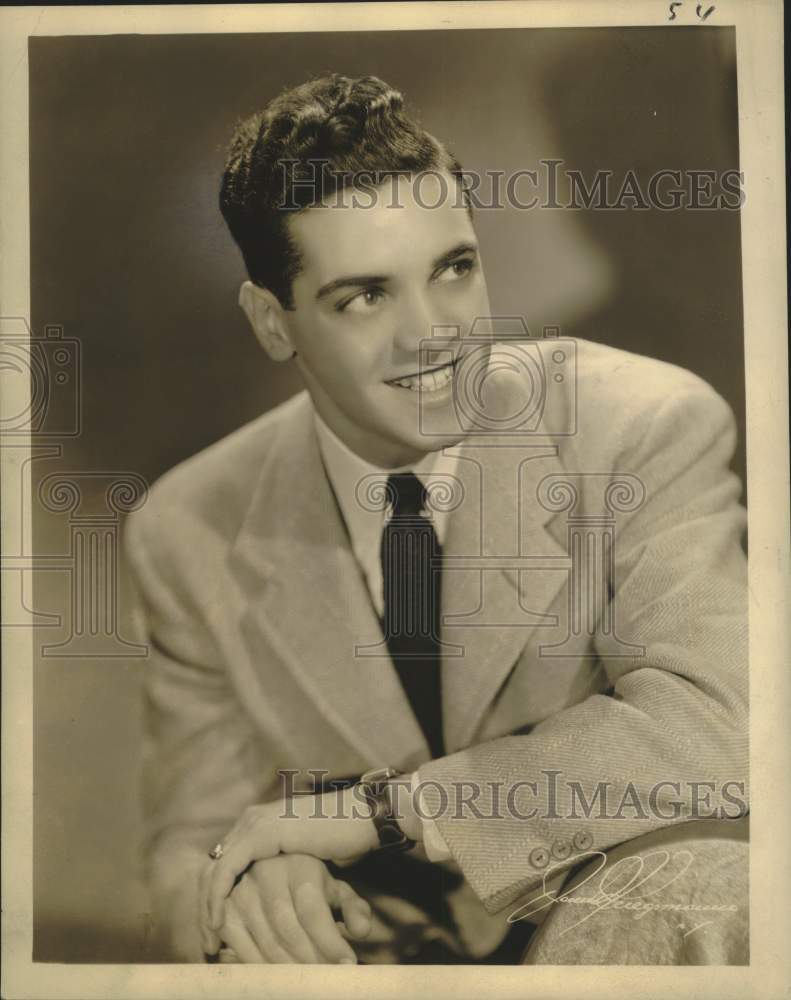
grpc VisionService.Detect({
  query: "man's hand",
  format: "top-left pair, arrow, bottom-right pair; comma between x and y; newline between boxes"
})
203,788 -> 380,931
200,854 -> 372,963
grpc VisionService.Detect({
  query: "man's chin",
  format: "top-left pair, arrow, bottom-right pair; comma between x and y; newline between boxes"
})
390,426 -> 468,461
418,428 -> 468,453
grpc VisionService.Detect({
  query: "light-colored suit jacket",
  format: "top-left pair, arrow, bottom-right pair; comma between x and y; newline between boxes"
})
125,338 -> 748,962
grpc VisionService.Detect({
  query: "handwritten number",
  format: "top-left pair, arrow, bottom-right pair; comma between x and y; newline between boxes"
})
668,1 -> 715,20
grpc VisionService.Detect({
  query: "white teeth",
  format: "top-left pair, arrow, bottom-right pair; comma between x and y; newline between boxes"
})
390,363 -> 455,392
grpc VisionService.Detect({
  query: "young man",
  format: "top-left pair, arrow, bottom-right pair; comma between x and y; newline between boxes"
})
125,74 -> 749,965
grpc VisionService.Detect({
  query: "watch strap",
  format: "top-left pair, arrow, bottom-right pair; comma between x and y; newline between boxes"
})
358,767 -> 416,854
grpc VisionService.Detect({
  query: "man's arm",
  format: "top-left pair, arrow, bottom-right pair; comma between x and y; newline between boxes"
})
126,504 -> 377,963
198,373 -> 748,928
198,371 -> 748,925
414,374 -> 749,913
125,506 -> 274,961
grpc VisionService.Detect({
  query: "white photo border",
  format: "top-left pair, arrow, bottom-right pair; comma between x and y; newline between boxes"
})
1,2 -> 788,998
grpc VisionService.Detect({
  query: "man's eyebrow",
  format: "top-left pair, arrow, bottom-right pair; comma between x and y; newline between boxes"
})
316,274 -> 389,301
314,242 -> 479,301
431,241 -> 479,271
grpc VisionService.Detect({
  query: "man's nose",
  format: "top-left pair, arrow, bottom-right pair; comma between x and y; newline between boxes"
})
391,289 -> 442,356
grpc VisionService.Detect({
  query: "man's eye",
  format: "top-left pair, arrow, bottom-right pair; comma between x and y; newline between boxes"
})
435,258 -> 476,283
336,288 -> 385,314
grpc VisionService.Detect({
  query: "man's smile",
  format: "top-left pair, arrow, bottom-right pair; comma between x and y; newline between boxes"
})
384,358 -> 458,392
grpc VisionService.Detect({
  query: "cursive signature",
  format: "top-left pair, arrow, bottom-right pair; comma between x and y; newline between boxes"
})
508,848 -> 737,937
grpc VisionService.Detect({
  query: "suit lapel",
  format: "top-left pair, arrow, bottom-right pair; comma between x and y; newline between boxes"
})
229,391 -> 571,765
229,393 -> 430,769
440,439 -> 569,753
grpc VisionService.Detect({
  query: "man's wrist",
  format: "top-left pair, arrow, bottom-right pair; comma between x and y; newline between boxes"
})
278,787 -> 379,856
345,785 -> 380,851
387,775 -> 423,842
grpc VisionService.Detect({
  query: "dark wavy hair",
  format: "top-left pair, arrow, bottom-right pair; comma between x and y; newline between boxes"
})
219,74 -> 468,309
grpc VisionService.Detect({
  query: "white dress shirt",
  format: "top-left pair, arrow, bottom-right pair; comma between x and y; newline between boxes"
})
314,410 -> 453,861
314,410 -> 459,617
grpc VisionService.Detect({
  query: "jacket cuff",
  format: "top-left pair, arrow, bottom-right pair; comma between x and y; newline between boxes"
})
409,770 -> 453,862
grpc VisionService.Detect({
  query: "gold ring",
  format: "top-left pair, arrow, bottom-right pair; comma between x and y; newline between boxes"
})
208,843 -> 224,860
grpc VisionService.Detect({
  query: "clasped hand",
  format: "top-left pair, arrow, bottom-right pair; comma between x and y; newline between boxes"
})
199,789 -> 380,961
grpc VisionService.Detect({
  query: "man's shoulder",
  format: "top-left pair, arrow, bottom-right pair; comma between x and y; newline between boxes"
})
573,338 -> 716,410
522,337 -> 736,477
131,389 -> 310,544
569,338 -> 731,441
505,337 -> 724,438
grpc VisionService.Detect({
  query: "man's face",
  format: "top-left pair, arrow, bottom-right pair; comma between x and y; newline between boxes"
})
280,171 -> 492,467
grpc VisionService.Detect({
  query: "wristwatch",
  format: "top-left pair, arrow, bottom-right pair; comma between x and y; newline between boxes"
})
358,766 -> 417,853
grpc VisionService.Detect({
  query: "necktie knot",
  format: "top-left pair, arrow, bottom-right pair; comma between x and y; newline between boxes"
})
387,472 -> 427,517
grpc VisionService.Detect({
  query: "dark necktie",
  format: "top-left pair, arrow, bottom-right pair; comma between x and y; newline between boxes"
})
380,472 -> 444,759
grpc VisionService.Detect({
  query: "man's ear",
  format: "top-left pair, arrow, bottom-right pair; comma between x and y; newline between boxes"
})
238,281 -> 296,362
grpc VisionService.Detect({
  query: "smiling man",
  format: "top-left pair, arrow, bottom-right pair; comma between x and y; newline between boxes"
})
125,74 -> 749,965
237,171 -> 487,466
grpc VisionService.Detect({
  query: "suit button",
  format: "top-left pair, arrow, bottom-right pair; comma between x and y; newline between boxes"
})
572,830 -> 593,851
551,838 -> 571,860
529,847 -> 550,869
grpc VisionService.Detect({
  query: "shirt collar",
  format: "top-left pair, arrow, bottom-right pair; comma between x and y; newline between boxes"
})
313,409 -> 460,562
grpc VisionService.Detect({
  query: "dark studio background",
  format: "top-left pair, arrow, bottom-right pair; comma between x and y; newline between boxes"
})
29,27 -> 744,961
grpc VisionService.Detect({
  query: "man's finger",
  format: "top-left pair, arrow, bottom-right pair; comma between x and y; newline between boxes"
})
198,861 -> 222,955
238,893 -> 298,963
270,895 -> 325,963
201,923 -> 222,956
221,910 -> 267,964
207,839 -> 259,929
293,879 -> 358,963
253,861 -> 322,963
328,877 -> 372,941
208,829 -> 279,928
208,862 -> 239,930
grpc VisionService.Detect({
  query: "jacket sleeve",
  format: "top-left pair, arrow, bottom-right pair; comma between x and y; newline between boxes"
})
415,375 -> 749,914
124,504 -> 273,961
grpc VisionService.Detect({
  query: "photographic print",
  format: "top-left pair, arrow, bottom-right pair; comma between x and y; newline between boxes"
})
1,3 -> 788,998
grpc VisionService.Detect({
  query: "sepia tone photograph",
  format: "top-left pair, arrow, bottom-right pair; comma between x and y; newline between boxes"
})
1,2 -> 789,998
